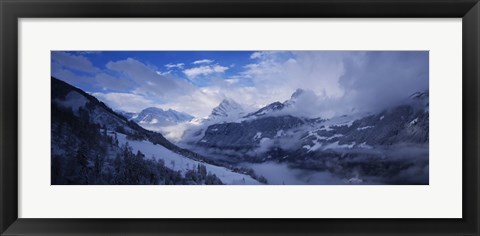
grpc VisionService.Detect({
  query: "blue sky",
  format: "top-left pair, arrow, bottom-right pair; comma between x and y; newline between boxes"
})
52,51 -> 256,89
51,51 -> 428,118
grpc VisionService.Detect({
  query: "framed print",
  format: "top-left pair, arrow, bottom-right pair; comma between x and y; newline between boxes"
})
1,0 -> 479,235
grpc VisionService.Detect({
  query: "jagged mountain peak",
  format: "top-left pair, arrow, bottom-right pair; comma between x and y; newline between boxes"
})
209,98 -> 244,119
219,98 -> 242,108
246,102 -> 285,118
246,88 -> 317,118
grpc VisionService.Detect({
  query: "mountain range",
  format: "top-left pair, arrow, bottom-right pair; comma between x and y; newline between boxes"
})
179,88 -> 429,184
51,76 -> 429,185
51,77 -> 263,185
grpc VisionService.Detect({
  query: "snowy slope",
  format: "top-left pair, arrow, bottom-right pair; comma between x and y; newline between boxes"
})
115,133 -> 260,185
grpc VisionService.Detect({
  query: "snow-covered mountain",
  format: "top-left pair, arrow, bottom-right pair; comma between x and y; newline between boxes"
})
132,107 -> 193,126
183,89 -> 429,184
118,107 -> 194,140
245,102 -> 286,118
51,77 -> 262,185
51,76 -> 428,185
208,98 -> 245,121
244,88 -> 314,118
195,90 -> 428,153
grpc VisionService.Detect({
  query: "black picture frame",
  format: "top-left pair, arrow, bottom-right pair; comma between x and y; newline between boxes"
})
1,0 -> 479,235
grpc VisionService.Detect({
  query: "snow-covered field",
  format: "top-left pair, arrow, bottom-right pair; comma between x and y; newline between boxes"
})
114,132 -> 260,185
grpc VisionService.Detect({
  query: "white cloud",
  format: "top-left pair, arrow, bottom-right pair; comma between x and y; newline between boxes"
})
53,51 -> 428,121
337,51 -> 429,112
107,58 -> 194,97
51,51 -> 99,73
160,88 -> 223,117
183,64 -> 229,78
193,59 -> 214,64
250,52 -> 263,59
51,66 -> 89,87
77,51 -> 101,55
224,78 -> 239,84
249,51 -> 283,60
227,51 -> 428,118
95,73 -> 135,91
229,52 -> 336,113
242,52 -> 350,107
92,92 -> 156,113
165,63 -> 185,69
156,70 -> 172,76
52,63 -> 135,92
159,83 -> 263,118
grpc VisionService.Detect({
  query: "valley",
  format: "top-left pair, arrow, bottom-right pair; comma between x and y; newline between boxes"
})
51,77 -> 429,185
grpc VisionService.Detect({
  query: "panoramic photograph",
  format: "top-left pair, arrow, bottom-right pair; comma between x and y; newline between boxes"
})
51,51 -> 429,185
